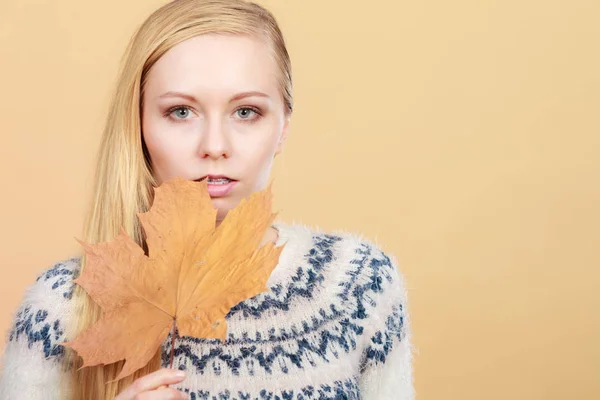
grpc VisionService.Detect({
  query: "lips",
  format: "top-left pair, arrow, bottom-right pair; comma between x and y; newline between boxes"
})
195,174 -> 237,182
195,175 -> 238,197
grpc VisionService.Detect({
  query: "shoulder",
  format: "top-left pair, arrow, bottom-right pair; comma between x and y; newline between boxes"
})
274,221 -> 409,343
31,256 -> 81,301
4,256 -> 81,360
326,225 -> 409,314
275,221 -> 406,282
274,221 -> 408,305
0,257 -> 80,397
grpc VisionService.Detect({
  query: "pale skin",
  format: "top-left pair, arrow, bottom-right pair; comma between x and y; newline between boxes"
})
114,33 -> 290,400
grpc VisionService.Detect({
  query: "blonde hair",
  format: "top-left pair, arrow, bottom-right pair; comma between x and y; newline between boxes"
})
62,1 -> 293,398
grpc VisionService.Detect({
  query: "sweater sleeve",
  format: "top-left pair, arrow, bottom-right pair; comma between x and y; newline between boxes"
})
357,244 -> 415,400
0,257 -> 80,400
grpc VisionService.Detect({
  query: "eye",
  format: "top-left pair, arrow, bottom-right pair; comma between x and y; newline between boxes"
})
166,106 -> 193,121
235,107 -> 261,121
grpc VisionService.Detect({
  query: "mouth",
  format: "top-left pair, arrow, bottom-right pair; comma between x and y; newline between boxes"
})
195,175 -> 237,185
195,175 -> 238,198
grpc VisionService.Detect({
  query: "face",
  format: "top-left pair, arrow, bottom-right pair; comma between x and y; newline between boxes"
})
141,34 -> 290,222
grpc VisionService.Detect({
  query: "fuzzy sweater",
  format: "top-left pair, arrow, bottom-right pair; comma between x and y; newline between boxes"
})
0,222 -> 414,399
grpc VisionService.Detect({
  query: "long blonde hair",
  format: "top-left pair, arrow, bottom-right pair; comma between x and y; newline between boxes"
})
63,1 -> 293,398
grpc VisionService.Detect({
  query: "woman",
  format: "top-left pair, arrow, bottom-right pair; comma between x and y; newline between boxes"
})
0,0 -> 414,399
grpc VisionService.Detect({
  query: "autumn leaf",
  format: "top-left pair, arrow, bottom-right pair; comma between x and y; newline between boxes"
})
62,176 -> 284,382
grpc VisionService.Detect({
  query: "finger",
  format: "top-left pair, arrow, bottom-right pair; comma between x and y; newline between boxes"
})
117,368 -> 186,398
132,388 -> 187,400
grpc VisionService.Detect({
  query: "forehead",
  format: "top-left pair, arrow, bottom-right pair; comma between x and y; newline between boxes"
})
144,34 -> 280,99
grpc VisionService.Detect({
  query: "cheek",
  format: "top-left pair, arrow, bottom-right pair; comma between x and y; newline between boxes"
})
142,115 -> 193,180
239,124 -> 278,157
237,129 -> 279,182
143,127 -> 169,169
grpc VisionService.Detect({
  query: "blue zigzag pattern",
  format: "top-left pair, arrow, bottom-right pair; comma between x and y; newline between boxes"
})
8,305 -> 66,360
362,304 -> 404,368
8,258 -> 80,360
227,234 -> 343,320
352,244 -> 405,371
35,257 -> 80,300
178,377 -> 361,400
165,314 -> 364,376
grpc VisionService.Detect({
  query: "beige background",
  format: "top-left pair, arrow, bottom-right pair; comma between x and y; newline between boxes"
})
1,0 -> 599,398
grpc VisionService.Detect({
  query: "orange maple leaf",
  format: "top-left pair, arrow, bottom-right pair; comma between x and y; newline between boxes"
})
62,176 -> 284,382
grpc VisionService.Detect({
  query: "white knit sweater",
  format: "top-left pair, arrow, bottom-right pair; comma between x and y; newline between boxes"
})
0,222 -> 414,399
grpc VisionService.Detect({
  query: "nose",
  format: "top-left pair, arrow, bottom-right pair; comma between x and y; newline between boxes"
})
197,116 -> 231,159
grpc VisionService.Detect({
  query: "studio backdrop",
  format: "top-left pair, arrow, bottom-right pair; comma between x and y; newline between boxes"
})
0,1 -> 598,399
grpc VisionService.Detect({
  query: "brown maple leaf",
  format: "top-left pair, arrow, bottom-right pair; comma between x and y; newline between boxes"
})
62,176 -> 284,382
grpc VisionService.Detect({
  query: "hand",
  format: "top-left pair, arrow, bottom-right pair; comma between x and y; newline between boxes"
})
114,368 -> 188,400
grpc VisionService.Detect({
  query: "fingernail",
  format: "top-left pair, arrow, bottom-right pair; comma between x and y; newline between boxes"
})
175,370 -> 186,378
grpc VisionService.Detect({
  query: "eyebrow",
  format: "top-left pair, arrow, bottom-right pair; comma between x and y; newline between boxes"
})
157,90 -> 270,102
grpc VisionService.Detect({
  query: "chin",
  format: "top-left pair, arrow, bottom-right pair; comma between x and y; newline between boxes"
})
210,198 -> 233,222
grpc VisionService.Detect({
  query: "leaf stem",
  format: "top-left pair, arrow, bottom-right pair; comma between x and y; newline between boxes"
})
170,318 -> 177,369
